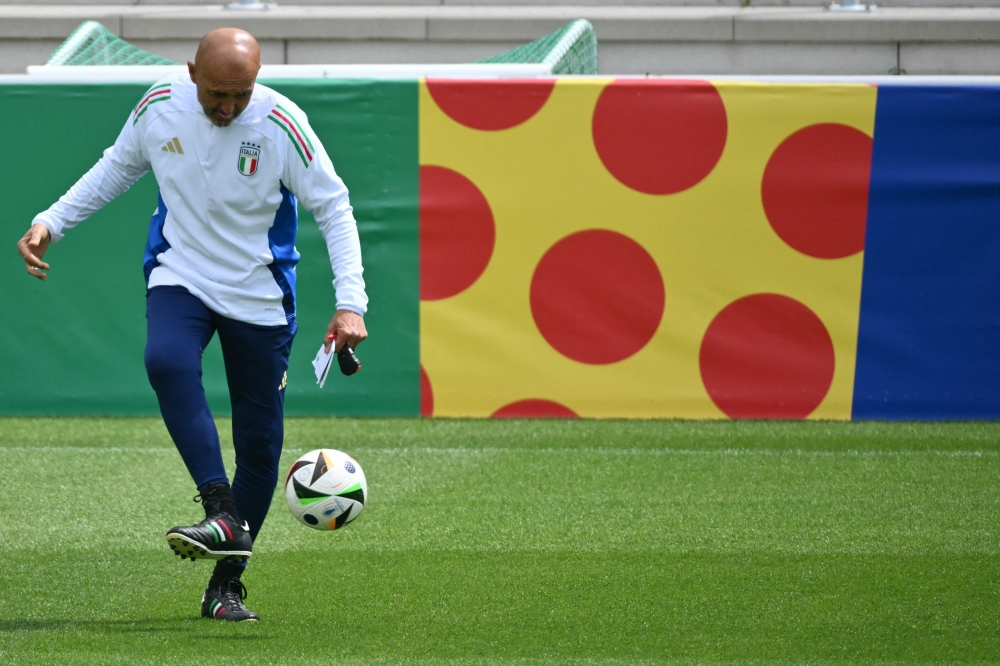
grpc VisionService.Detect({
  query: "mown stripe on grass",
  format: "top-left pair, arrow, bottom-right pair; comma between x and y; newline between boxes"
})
0,446 -> 1000,458
347,447 -> 999,458
0,446 -> 995,457
0,447 -> 176,453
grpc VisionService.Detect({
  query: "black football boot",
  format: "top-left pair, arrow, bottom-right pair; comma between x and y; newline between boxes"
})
166,483 -> 252,562
202,576 -> 259,622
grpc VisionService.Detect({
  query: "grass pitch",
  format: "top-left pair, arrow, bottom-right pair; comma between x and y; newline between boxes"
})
0,418 -> 997,665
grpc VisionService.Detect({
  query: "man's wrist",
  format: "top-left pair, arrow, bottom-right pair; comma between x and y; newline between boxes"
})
31,219 -> 57,243
336,305 -> 365,317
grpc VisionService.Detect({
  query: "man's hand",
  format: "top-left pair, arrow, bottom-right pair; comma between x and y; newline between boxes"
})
325,309 -> 367,353
17,224 -> 51,281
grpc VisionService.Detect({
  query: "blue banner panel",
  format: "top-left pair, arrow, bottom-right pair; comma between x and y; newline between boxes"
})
854,85 -> 1000,419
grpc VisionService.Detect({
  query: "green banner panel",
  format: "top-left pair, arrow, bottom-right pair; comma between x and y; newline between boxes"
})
0,80 -> 418,416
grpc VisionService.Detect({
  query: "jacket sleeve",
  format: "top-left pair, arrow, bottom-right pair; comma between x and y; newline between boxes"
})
32,107 -> 151,242
278,103 -> 368,317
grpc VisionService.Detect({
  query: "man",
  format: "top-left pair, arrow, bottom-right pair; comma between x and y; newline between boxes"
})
16,28 -> 367,622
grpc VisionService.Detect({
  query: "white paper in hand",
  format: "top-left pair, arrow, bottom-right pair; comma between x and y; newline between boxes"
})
312,343 -> 335,388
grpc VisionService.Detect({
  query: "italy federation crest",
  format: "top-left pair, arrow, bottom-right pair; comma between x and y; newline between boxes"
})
238,142 -> 260,176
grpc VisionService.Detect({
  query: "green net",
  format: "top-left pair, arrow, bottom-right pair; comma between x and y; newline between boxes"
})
477,19 -> 598,75
47,21 -> 178,66
47,18 -> 597,73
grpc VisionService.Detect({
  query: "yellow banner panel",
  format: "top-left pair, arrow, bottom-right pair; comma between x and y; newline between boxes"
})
419,79 -> 876,419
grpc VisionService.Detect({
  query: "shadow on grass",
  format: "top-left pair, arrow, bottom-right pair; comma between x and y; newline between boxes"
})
0,617 -> 268,636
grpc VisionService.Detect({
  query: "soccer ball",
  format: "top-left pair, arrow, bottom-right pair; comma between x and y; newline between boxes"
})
284,449 -> 367,530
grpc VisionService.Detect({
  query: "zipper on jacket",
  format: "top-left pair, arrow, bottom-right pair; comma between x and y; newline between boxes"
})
203,125 -> 215,165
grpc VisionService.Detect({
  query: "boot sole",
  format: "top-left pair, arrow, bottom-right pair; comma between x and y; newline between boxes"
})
166,533 -> 251,562
202,612 -> 259,622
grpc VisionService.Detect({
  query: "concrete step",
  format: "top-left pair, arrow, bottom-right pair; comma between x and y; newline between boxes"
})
2,0 -> 1000,6
6,5 -> 1000,41
3,5 -> 1000,75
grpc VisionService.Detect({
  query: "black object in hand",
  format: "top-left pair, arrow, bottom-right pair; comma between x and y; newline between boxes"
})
337,345 -> 361,375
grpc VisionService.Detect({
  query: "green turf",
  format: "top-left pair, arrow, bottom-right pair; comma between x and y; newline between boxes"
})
0,418 -> 997,664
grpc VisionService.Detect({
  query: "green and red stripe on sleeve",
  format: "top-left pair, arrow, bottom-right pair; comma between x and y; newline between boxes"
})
267,104 -> 315,168
133,83 -> 171,125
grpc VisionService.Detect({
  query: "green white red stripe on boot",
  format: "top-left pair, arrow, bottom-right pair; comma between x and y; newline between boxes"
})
166,512 -> 252,562
202,577 -> 258,622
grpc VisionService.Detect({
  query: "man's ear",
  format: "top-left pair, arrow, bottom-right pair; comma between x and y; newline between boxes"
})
187,61 -> 197,83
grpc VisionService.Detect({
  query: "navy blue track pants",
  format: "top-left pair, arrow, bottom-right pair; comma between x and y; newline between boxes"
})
144,286 -> 296,542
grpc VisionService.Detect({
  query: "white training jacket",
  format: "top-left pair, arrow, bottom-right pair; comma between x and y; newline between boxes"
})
33,74 -> 367,326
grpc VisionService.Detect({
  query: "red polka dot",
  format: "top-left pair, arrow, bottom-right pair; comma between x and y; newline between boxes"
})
530,229 -> 664,365
427,79 -> 556,131
762,123 -> 872,259
592,79 -> 727,195
699,294 -> 835,420
420,365 -> 434,418
491,399 -> 578,419
420,166 -> 495,301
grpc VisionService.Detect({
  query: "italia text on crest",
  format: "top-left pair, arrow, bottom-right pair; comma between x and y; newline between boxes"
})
238,142 -> 261,176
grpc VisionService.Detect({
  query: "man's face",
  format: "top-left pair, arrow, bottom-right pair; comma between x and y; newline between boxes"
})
189,63 -> 257,127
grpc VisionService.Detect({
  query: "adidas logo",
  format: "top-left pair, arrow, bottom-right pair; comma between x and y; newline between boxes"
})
161,137 -> 184,154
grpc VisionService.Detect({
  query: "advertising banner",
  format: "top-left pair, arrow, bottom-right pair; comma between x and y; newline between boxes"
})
2,78 -> 997,419
420,79 -> 874,419
0,80 -> 418,416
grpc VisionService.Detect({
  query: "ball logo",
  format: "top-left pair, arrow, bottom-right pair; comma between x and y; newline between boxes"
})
238,142 -> 260,176
344,460 -> 356,474
321,498 -> 344,516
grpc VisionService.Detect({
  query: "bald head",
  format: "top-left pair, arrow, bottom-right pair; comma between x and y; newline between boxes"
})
195,28 -> 260,73
188,28 -> 261,127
